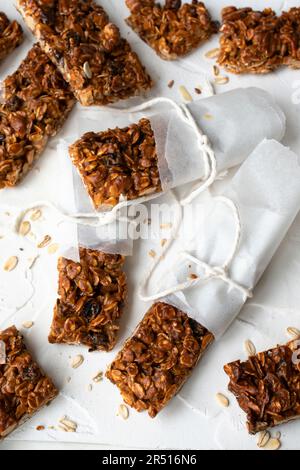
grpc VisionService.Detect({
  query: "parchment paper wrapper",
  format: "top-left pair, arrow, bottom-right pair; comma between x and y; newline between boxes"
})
150,87 -> 285,190
58,140 -> 133,259
158,139 -> 300,338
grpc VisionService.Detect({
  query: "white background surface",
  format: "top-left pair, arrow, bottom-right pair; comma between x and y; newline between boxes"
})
1,0 -> 300,450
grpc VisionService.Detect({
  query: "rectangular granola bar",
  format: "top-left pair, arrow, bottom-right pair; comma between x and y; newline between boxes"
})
0,12 -> 23,62
0,325 -> 58,439
126,0 -> 218,60
69,118 -> 162,209
218,6 -> 300,74
224,338 -> 300,434
17,0 -> 152,106
106,302 -> 214,417
0,44 -> 75,189
48,247 -> 127,352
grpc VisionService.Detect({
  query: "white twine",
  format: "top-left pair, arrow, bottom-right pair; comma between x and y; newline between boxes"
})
139,196 -> 253,302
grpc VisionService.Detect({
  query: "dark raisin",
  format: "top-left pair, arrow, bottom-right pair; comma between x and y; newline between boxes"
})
20,364 -> 41,382
6,96 -> 22,111
81,300 -> 101,322
165,0 -> 182,10
0,134 -> 5,143
86,331 -> 108,350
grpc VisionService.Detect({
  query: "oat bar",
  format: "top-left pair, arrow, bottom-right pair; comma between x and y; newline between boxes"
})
106,302 -> 214,417
126,0 -> 218,60
0,326 -> 58,439
218,6 -> 300,74
0,12 -> 23,63
224,338 -> 300,434
69,118 -> 161,209
48,247 -> 127,352
0,44 -> 75,189
17,0 -> 152,106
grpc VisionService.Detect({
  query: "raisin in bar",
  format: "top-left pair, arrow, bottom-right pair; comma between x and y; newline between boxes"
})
224,338 -> 300,434
69,118 -> 161,209
0,12 -> 23,63
218,6 -> 300,74
0,44 -> 75,189
48,247 -> 127,352
106,302 -> 214,417
17,0 -> 152,106
0,326 -> 58,439
126,0 -> 218,60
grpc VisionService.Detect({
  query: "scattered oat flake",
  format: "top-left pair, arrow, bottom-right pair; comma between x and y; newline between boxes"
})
244,339 -> 256,357
71,354 -> 84,369
30,209 -> 42,221
37,235 -> 51,249
160,239 -> 167,247
3,256 -> 18,272
204,113 -> 213,120
22,321 -> 34,329
263,438 -> 281,450
118,404 -> 129,420
48,425 -> 56,430
168,79 -> 174,88
160,222 -> 172,230
0,340 -> 6,365
19,221 -> 31,236
92,371 -> 103,383
214,76 -> 229,85
286,326 -> 300,338
195,87 -> 202,94
58,416 -> 77,433
213,65 -> 220,76
215,393 -> 229,407
48,243 -> 59,254
179,85 -> 192,102
257,430 -> 270,448
36,425 -> 45,431
205,48 -> 220,59
87,384 -> 93,392
148,249 -> 156,259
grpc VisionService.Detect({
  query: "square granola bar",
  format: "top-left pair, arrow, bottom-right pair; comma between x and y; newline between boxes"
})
17,0 -> 152,106
0,326 -> 58,439
125,0 -> 218,60
218,6 -> 300,74
0,44 -> 75,189
48,247 -> 127,352
224,338 -> 300,434
0,12 -> 23,63
69,118 -> 161,209
106,302 -> 214,417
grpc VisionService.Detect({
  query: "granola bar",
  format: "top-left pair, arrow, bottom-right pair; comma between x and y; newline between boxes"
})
69,118 -> 161,209
0,12 -> 23,63
106,302 -> 214,417
126,0 -> 218,60
48,247 -> 127,352
0,44 -> 75,189
218,6 -> 300,74
17,0 -> 152,106
224,338 -> 300,434
0,326 -> 58,439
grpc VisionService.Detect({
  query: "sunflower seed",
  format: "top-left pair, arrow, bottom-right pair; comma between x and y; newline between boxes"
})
213,65 -> 220,76
244,339 -> 256,357
179,85 -> 193,102
19,221 -> 31,236
257,430 -> 270,448
47,243 -> 59,254
215,393 -> 229,407
58,417 -> 77,433
286,327 -> 300,338
83,61 -> 92,79
22,321 -> 34,329
30,209 -> 42,221
71,354 -> 84,369
118,404 -> 129,420
263,437 -> 281,450
3,256 -> 18,272
37,235 -> 51,249
214,76 -> 229,85
205,48 -> 220,59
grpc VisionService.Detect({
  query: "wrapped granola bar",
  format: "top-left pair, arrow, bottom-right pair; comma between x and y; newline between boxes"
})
69,87 -> 285,210
107,139 -> 300,417
17,0 -> 152,106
